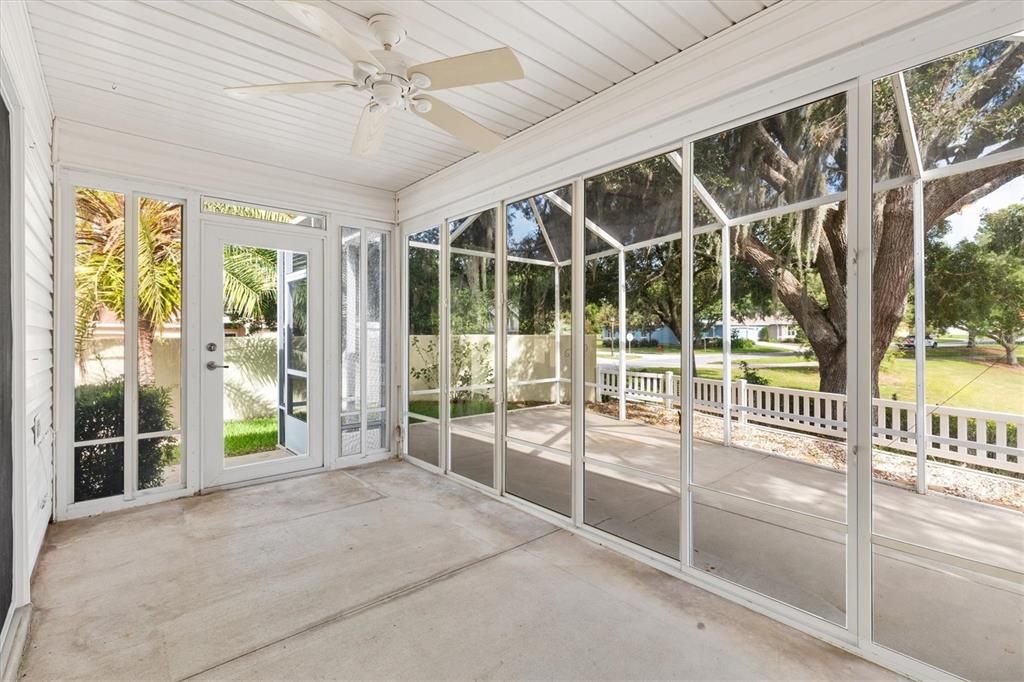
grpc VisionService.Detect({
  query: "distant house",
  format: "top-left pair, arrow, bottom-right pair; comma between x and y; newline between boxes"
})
601,316 -> 796,346
703,316 -> 795,342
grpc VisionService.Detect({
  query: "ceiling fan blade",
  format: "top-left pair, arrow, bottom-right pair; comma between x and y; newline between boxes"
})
225,80 -> 357,97
352,103 -> 391,157
410,47 -> 524,91
413,95 -> 503,153
276,0 -> 383,71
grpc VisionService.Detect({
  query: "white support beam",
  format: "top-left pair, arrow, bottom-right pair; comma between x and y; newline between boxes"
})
571,177 -> 585,527
554,264 -> 561,406
912,179 -> 927,495
873,146 -> 1024,194
721,224 -> 732,447
667,150 -> 683,173
618,249 -> 627,422
726,191 -> 846,227
920,146 -> 1024,182
891,72 -> 925,179
448,211 -> 480,244
693,178 -> 731,226
528,197 -> 559,263
679,142 -> 693,570
545,190 -> 625,251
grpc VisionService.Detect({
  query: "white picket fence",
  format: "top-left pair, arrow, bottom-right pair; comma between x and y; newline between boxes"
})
597,369 -> 1023,476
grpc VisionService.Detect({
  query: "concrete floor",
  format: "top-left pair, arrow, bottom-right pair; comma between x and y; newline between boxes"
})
408,406 -> 1024,680
20,461 -> 898,681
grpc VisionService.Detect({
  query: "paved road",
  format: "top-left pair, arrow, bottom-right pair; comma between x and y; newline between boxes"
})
597,342 -> 807,370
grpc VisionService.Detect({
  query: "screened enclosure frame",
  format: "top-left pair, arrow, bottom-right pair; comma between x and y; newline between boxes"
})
340,225 -> 391,459
55,168 -> 398,520
56,170 -> 194,518
402,29 -> 1024,678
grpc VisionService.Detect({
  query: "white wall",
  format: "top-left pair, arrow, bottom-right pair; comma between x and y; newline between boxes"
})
397,0 -> 1022,228
1,0 -> 55,609
55,120 -> 396,226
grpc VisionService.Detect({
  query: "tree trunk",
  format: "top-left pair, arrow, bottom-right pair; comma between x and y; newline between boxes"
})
138,319 -> 156,386
1000,338 -> 1019,367
966,330 -> 977,348
815,344 -> 847,395
869,188 -> 916,398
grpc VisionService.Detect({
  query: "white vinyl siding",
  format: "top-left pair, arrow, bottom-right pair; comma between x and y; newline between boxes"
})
2,0 -> 55,574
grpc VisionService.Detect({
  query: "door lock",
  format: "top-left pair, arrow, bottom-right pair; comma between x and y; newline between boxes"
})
206,361 -> 230,370
206,342 -> 218,352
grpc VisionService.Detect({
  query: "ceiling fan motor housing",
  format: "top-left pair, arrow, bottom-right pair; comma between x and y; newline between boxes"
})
367,14 -> 406,49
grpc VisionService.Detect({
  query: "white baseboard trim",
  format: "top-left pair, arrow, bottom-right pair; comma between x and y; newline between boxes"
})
0,604 -> 31,682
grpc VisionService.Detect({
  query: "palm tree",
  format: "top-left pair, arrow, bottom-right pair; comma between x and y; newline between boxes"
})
75,189 -> 278,386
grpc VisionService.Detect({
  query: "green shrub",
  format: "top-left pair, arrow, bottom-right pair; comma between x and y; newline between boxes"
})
739,361 -> 769,385
732,337 -> 757,351
74,378 -> 175,501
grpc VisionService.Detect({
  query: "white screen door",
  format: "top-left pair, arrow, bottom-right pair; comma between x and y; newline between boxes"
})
200,221 -> 324,488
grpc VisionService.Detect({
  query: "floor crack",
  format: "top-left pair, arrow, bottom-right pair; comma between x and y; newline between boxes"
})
179,527 -> 562,681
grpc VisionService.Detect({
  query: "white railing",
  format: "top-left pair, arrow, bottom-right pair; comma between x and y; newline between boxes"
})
597,369 -> 1023,477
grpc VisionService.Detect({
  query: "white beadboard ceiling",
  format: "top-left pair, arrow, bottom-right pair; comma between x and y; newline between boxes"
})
28,0 -> 777,192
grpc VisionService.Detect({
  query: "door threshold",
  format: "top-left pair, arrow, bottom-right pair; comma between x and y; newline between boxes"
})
201,466 -> 325,494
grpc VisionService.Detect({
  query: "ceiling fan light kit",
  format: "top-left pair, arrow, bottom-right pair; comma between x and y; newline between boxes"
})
224,0 -> 525,157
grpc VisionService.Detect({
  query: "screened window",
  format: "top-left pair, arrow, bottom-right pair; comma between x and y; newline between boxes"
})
74,189 -> 184,502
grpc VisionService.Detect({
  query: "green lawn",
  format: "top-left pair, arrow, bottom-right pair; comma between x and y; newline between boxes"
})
705,355 -> 810,366
409,398 -> 494,421
224,417 -> 278,456
648,344 -> 1023,413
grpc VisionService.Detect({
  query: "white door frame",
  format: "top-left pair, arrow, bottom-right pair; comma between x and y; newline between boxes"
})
199,219 -> 326,489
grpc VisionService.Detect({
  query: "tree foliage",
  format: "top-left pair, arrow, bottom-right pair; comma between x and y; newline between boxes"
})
75,189 -> 279,385
927,205 -> 1024,366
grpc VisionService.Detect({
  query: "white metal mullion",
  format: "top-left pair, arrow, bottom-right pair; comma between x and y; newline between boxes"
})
589,220 -> 625,252
546,190 -> 625,251
912,180 -> 927,494
585,245 -> 619,261
401,235 -> 410,458
383,230 -> 391,453
693,223 -> 723,236
721,225 -> 732,447
623,232 -> 683,253
528,197 -> 558,263
617,249 -> 627,422
554,263 -> 561,407
441,220 -> 451,473
507,255 -> 557,266
360,228 -> 369,456
496,204 -> 507,495
845,81 -> 863,640
693,178 -> 731,226
890,72 -> 924,180
853,76 -> 875,646
571,178 -> 585,527
919,147 -> 1023,182
324,217 -> 340,468
448,212 -> 480,244
725,192 -> 846,227
124,193 -> 139,500
450,246 -> 497,259
667,150 -> 683,173
680,142 -> 694,571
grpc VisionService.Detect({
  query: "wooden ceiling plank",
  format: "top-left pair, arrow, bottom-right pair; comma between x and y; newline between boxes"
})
522,0 -> 650,74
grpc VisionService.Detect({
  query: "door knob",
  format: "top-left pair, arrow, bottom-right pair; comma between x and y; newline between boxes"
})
206,361 -> 230,370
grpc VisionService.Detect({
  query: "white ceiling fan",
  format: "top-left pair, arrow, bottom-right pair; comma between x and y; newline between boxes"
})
224,0 -> 525,157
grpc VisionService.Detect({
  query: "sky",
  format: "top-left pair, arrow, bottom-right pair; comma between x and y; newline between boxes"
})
942,175 -> 1023,246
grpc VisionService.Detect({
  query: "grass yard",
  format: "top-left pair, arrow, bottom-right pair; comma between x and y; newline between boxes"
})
409,398 -> 494,421
224,417 -> 278,456
649,344 -> 1024,414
